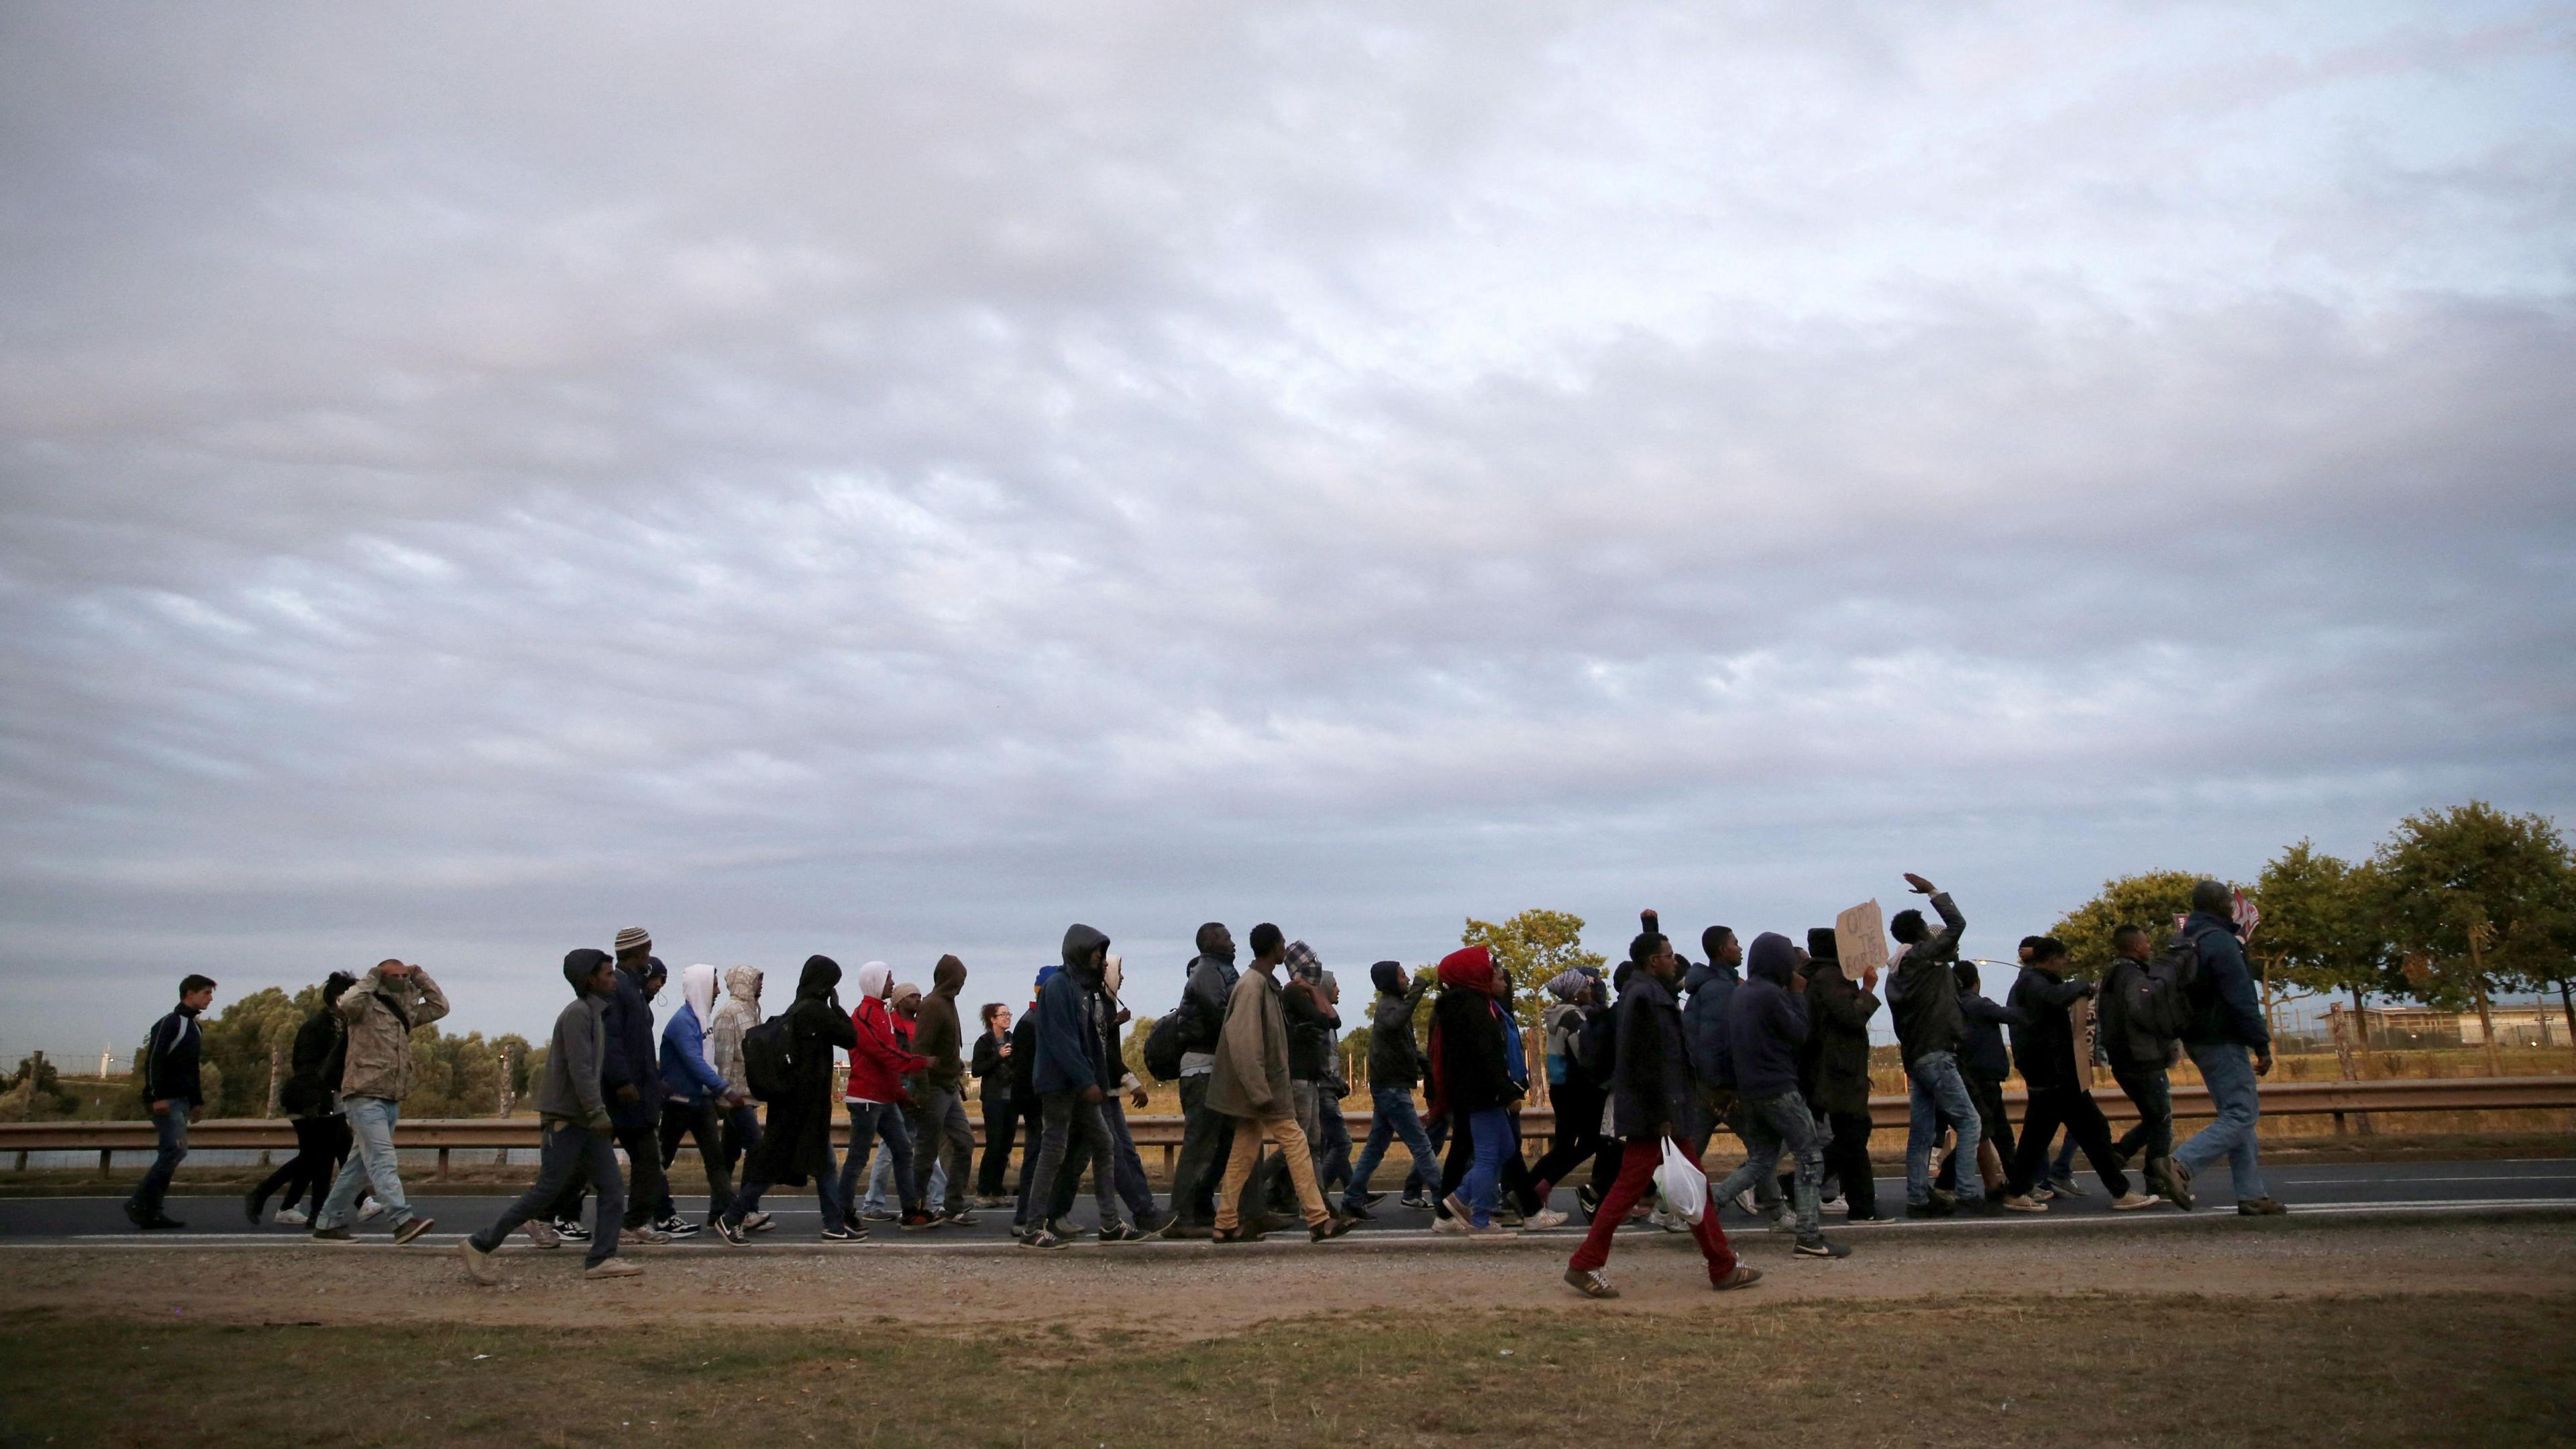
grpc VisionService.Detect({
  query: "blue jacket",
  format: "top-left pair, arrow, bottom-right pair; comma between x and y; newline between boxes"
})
1727,933 -> 1810,1099
1499,1003 -> 1527,1088
1034,924 -> 1112,1094
1958,982 -> 2026,1081
658,1003 -> 729,1106
2182,910 -> 2270,1050
1681,959 -> 1741,1090
600,963 -> 661,1128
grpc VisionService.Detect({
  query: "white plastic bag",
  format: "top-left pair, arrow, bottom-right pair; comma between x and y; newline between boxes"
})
1654,1134 -> 1709,1225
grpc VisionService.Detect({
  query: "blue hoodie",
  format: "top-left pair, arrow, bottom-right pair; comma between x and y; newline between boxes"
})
1727,932 -> 1811,1099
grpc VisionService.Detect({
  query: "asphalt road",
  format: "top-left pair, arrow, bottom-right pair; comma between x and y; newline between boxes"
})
5,1157 -> 2569,1248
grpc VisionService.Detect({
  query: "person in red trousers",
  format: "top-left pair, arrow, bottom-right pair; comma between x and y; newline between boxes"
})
1564,922 -> 1763,1298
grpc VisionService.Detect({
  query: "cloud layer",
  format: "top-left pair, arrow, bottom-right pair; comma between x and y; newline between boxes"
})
5,2 -> 2572,1051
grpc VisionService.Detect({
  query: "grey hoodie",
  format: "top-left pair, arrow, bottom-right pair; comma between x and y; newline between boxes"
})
537,992 -> 612,1130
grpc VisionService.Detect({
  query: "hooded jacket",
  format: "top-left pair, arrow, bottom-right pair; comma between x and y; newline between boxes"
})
1365,961 -> 1430,1088
336,965 -> 450,1103
743,955 -> 857,1187
537,952 -> 613,1128
1681,958 -> 1741,1091
1886,892 -> 1968,1067
2181,909 -> 2271,1049
708,966 -> 762,1096
1609,963 -> 1692,1139
659,963 -> 732,1106
600,957 -> 660,1128
1208,955 -> 1294,1118
1956,964 -> 2028,1081
277,995 -> 350,1119
1034,925 -> 1113,1095
1281,959 -> 1338,1083
1727,933 -> 1811,1099
1799,930 -> 1881,1116
1176,947 -> 1240,1073
2008,963 -> 2096,1092
912,955 -> 969,1092
1428,947 -> 1517,1118
138,1003 -> 205,1110
846,961 -> 929,1104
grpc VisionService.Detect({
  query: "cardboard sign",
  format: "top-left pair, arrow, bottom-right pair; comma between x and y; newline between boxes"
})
1834,900 -> 1889,981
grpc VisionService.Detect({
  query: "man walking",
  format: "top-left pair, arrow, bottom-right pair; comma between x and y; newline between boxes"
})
461,950 -> 640,1282
1800,929 -> 1882,1223
126,973 -> 215,1230
718,955 -> 860,1243
1885,873 -> 1986,1217
2004,938 -> 2153,1212
1342,960 -> 1440,1216
839,961 -> 932,1232
1209,924 -> 1352,1243
1564,926 -> 1761,1297
2171,881 -> 2287,1215
1711,933 -> 1845,1258
1161,922 -> 1242,1237
910,955 -> 981,1225
1018,926 -> 1136,1247
597,931 -> 669,1246
311,959 -> 446,1243
653,963 -> 743,1235
2100,924 -> 2189,1206
707,966 -> 767,1210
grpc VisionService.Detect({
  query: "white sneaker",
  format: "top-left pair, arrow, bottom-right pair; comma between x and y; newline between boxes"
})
619,1226 -> 672,1246
1432,1211 -> 1468,1234
520,1220 -> 564,1249
1818,1195 -> 1848,1216
272,1208 -> 307,1226
1730,1189 -> 1758,1216
458,1238 -> 496,1285
357,1200 -> 385,1223
1769,1208 -> 1798,1233
1523,1208 -> 1568,1230
742,1211 -> 774,1233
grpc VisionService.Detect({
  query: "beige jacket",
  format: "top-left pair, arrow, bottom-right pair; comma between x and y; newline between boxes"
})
335,966 -> 450,1102
1208,962 -> 1291,1120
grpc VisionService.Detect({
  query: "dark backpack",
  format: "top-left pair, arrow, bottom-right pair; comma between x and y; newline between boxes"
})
741,1013 -> 798,1103
1142,1006 -> 1189,1083
2131,931 -> 2204,1042
1573,1007 -> 1618,1089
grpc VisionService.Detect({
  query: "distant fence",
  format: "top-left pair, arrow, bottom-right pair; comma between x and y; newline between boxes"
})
9,1076 -> 2572,1177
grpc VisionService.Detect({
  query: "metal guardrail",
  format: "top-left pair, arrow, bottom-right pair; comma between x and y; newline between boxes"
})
7,1075 -> 2571,1175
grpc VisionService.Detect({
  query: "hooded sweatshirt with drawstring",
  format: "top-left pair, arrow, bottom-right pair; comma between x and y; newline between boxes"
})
846,961 -> 928,1104
1365,960 -> 1430,1088
1727,932 -> 1811,1099
1034,925 -> 1114,1095
911,955 -> 969,1093
659,963 -> 733,1106
708,967 -> 763,1097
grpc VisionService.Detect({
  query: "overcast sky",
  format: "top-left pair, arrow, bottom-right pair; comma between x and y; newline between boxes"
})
4,2 -> 2572,1059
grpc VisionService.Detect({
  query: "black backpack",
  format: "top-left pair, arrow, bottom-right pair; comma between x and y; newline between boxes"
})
1573,1006 -> 1618,1089
2131,930 -> 2204,1042
741,1013 -> 798,1103
1142,1005 -> 1189,1083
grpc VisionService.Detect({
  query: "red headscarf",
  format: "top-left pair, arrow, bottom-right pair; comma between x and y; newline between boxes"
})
1437,945 -> 1494,992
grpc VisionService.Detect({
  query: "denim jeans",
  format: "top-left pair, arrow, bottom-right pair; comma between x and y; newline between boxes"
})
474,1119 -> 624,1266
865,1141 -> 944,1212
127,1101 -> 191,1218
1099,1095 -> 1159,1222
1313,1087 -> 1354,1193
2175,1042 -> 2266,1199
1904,1052 -> 1984,1205
319,1095 -> 415,1230
1024,1089 -> 1121,1228
1345,1085 -> 1442,1208
837,1099 -> 918,1216
1714,1090 -> 1823,1237
1458,1106 -> 1512,1226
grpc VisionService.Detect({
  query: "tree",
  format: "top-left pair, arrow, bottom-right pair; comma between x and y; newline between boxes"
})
2373,802 -> 2576,1073
1460,910 -> 1605,1030
2255,841 -> 2393,1077
2048,869 -> 2226,979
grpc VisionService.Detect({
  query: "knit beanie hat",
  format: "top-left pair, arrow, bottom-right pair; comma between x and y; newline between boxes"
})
614,926 -> 651,956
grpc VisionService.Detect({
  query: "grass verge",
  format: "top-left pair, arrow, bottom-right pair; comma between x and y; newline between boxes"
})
1,1292 -> 2569,1448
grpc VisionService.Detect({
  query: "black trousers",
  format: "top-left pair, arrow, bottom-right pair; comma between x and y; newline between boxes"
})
653,1098 -> 736,1222
1821,1108 -> 1876,1218
250,1114 -> 351,1216
976,1093 -> 1017,1197
2111,1063 -> 2174,1167
2010,1086 -> 2129,1198
1526,1077 -> 1607,1189
1939,1072 -> 2017,1193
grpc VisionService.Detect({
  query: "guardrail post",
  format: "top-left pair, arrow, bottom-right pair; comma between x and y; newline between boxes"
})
98,1148 -> 112,1177
436,1146 -> 451,1179
11,1150 -> 24,1173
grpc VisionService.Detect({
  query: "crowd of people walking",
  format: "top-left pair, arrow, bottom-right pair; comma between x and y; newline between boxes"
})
124,875 -> 2285,1297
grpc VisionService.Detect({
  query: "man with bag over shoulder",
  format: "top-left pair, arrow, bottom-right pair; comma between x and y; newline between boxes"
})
1563,924 -> 1761,1299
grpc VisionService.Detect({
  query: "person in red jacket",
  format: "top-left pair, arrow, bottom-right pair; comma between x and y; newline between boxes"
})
835,961 -> 936,1231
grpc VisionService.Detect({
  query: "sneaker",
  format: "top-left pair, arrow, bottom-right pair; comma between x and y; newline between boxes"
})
713,1216 -> 748,1246
392,1216 -> 436,1245
2048,1175 -> 2080,1201
1794,1234 -> 1851,1258
1711,1264 -> 1764,1291
1564,1267 -> 1619,1299
898,1210 -> 940,1231
1729,1188 -> 1758,1216
973,1195 -> 1010,1210
2237,1197 -> 2290,1216
583,1258 -> 643,1280
1817,1195 -> 1848,1216
1431,1211 -> 1468,1235
1441,1191 -> 1472,1222
1338,1200 -> 1374,1222
1575,1183 -> 1603,1220
1495,1208 -> 1525,1228
1904,1199 -> 1954,1220
243,1192 -> 264,1226
520,1220 -> 563,1249
820,1222 -> 862,1242
273,1208 -> 308,1226
1022,1227 -> 1069,1250
140,1214 -> 186,1231
311,1226 -> 354,1242
742,1210 -> 775,1233
1045,1218 -> 1089,1241
1998,1194 -> 2046,1214
1162,1220 -> 1214,1240
1096,1220 -> 1142,1242
459,1238 -> 497,1285
1400,1192 -> 1436,1211
551,1217 -> 592,1242
655,1215 -> 701,1238
1768,1208 -> 1798,1234
2110,1191 -> 2158,1212
122,1201 -> 146,1229
617,1226 -> 670,1246
357,1199 -> 385,1223
859,1206 -> 898,1222
1309,1214 -> 1357,1242
940,1209 -> 978,1228
1462,1218 -> 1519,1238
1523,1208 -> 1568,1230
2162,1158 -> 2196,1212
1357,1191 -> 1388,1208
2027,1181 -> 2059,1201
